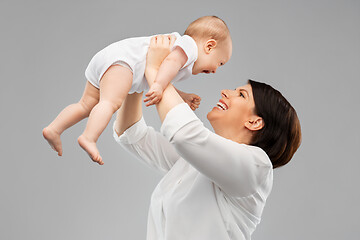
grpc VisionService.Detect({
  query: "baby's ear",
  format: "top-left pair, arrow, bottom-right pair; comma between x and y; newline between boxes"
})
204,39 -> 217,53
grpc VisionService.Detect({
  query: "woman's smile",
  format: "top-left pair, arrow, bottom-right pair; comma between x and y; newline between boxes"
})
216,99 -> 228,111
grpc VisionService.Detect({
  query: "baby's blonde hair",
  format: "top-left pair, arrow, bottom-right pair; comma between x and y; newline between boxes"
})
184,16 -> 230,43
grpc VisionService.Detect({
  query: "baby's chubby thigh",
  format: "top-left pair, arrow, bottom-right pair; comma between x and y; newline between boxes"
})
98,64 -> 133,112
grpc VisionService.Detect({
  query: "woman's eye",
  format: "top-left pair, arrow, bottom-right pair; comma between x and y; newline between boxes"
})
234,88 -> 245,97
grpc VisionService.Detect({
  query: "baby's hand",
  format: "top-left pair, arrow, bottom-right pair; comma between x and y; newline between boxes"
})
144,82 -> 164,106
181,92 -> 201,111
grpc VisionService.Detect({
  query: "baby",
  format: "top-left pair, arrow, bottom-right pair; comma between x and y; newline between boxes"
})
43,16 -> 232,165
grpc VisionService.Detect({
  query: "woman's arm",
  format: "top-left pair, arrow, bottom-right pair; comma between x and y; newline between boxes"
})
113,91 -> 180,173
162,106 -> 272,197
114,92 -> 143,136
144,35 -> 185,122
144,46 -> 187,106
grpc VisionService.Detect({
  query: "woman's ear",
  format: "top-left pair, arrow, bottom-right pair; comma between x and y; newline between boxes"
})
245,116 -> 264,131
204,39 -> 217,54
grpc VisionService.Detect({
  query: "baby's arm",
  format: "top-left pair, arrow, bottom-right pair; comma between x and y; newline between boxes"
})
144,46 -> 188,106
175,88 -> 201,111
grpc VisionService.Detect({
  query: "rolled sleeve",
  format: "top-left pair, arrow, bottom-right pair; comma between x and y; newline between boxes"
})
113,117 -> 180,173
113,117 -> 148,145
160,103 -> 199,141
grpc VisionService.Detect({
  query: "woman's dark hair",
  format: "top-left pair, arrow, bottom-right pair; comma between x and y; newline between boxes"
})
248,80 -> 302,169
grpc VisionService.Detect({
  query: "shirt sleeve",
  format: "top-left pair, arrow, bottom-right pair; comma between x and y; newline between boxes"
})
172,35 -> 198,69
113,117 -> 180,174
160,103 -> 273,197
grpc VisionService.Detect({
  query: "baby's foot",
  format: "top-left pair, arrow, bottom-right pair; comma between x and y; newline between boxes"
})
43,127 -> 63,156
78,135 -> 104,165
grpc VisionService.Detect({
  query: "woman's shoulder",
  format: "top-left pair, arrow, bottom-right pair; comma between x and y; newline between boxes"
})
208,131 -> 272,169
241,144 -> 273,169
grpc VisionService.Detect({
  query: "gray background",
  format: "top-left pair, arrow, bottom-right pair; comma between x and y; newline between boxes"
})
1,0 -> 359,239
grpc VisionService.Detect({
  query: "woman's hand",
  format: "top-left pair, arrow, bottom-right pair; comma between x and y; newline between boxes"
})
145,35 -> 176,79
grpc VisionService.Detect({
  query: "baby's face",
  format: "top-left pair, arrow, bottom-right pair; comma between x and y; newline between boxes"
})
192,37 -> 232,75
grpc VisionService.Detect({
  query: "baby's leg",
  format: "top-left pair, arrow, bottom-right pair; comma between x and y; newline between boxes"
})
43,82 -> 99,156
78,65 -> 133,165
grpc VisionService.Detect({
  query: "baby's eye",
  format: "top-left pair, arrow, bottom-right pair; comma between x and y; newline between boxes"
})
220,63 -> 224,66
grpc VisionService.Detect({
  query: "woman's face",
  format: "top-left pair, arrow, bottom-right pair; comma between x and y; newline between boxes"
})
207,83 -> 258,138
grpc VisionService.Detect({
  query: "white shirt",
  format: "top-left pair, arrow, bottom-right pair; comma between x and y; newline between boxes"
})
85,32 -> 198,93
113,103 -> 273,240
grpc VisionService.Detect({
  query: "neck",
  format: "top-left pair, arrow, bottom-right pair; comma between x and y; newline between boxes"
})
214,127 -> 252,145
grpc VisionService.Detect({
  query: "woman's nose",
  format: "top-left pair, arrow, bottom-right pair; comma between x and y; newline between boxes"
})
221,89 -> 228,98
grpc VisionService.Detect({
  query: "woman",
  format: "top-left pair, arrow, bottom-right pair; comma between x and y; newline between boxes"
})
113,35 -> 301,240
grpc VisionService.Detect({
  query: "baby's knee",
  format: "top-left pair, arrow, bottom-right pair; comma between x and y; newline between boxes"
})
79,99 -> 97,113
99,99 -> 123,112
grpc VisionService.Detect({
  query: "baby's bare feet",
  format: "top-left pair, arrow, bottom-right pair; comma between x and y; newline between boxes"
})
43,127 -> 63,156
78,135 -> 104,165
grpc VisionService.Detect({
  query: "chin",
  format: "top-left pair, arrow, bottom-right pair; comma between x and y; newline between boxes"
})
207,111 -> 219,131
207,108 -> 217,121
206,111 -> 212,120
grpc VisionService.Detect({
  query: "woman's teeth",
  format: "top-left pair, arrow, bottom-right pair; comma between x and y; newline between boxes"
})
216,102 -> 228,110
